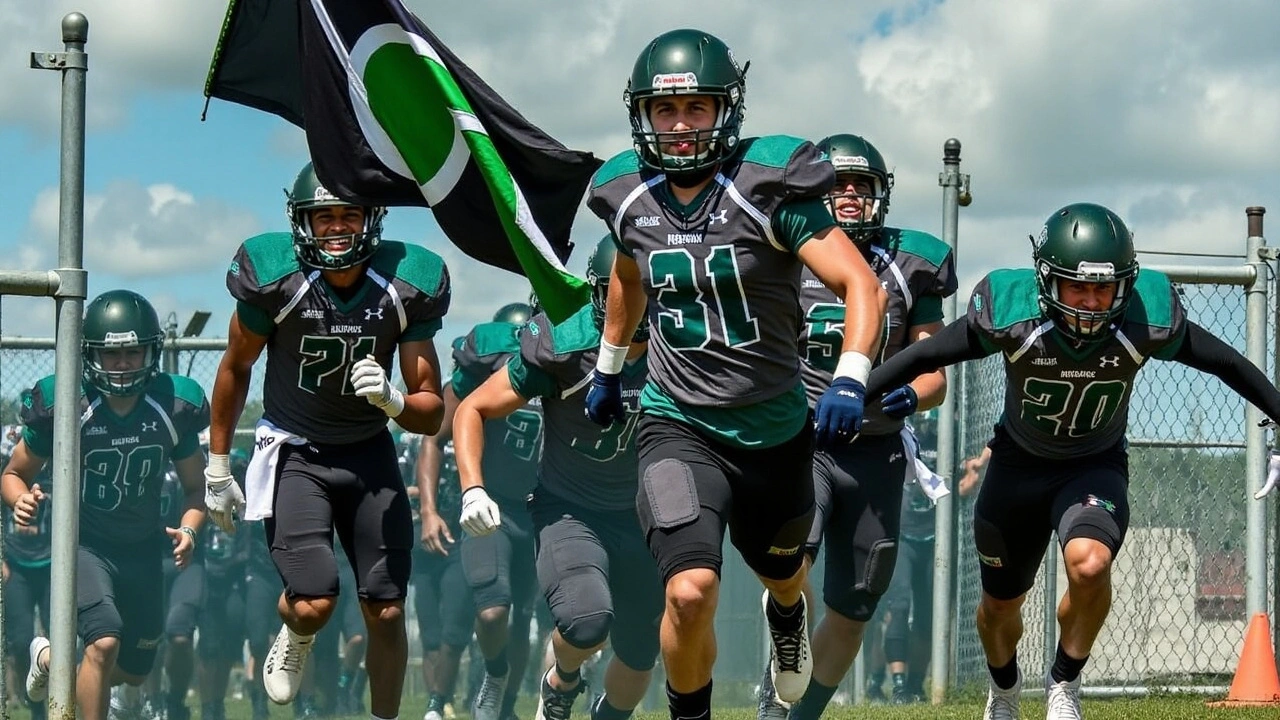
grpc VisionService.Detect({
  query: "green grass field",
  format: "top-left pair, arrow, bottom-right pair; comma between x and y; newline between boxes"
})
10,695 -> 1269,720
10,692 -> 1280,720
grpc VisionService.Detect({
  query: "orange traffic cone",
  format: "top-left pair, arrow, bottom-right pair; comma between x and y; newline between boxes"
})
1207,612 -> 1280,707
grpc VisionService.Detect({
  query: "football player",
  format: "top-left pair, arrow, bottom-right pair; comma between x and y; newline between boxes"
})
206,162 -> 451,720
757,134 -> 956,720
2,290 -> 208,720
2,458 -> 51,720
584,29 -> 887,720
455,236 -> 662,720
419,301 -> 542,720
195,451 -> 251,720
412,437 -> 475,720
865,202 -> 1280,719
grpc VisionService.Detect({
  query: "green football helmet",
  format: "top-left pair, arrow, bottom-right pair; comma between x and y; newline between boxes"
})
1032,203 -> 1139,342
493,302 -> 534,326
82,289 -> 164,396
586,235 -> 649,342
625,28 -> 748,179
286,162 -> 387,270
816,134 -> 893,243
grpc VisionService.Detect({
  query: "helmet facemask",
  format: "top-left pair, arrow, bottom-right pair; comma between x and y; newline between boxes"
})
83,332 -> 162,397
287,196 -> 387,271
1035,258 -> 1138,343
629,87 -> 744,184
825,169 -> 892,244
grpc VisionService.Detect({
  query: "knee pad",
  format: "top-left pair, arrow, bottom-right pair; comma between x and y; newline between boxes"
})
272,544 -> 339,598
559,610 -> 613,652
860,538 -> 898,596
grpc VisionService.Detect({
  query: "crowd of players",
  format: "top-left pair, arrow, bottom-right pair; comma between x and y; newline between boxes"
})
8,24 -> 1280,720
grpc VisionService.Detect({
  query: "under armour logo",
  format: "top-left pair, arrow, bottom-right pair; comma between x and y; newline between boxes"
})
709,210 -> 728,225
1099,355 -> 1120,368
365,307 -> 384,320
141,421 -> 158,432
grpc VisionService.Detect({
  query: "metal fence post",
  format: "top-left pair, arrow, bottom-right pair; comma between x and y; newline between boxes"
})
29,13 -> 89,720
932,138 -> 967,702
1244,207 -> 1269,617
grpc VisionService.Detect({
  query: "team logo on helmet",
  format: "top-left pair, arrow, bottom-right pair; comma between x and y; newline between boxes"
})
652,72 -> 698,90
103,331 -> 140,345
831,155 -> 870,171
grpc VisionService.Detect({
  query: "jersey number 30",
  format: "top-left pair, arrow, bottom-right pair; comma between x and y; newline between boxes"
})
1021,378 -> 1127,437
649,248 -> 761,350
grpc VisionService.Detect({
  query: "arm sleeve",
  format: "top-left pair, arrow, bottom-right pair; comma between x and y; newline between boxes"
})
235,301 -> 274,336
866,316 -> 992,398
1171,320 -> 1280,423
907,294 -> 944,325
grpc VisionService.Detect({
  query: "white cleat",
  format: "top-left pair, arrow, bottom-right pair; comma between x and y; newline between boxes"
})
1045,671 -> 1083,720
26,636 -> 50,702
983,671 -> 1022,720
262,624 -> 315,704
471,671 -> 508,720
424,711 -> 444,720
761,590 -> 812,703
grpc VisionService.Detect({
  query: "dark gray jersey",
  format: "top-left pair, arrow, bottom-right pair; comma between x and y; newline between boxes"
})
21,373 -> 209,553
587,136 -> 834,409
508,306 -> 647,512
969,268 -> 1186,459
3,466 -> 52,568
799,227 -> 956,434
451,321 -> 542,504
227,233 -> 450,444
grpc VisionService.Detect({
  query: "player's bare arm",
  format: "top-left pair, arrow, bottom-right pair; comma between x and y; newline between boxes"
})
797,225 -> 889,359
393,338 -> 446,435
0,439 -> 48,525
454,366 -> 530,495
209,311 -> 268,456
170,450 -> 208,568
600,251 -> 648,349
417,384 -> 460,553
905,321 -> 948,411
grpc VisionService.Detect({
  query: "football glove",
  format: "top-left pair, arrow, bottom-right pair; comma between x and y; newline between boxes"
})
460,486 -> 501,537
814,377 -> 866,450
1255,451 -> 1280,500
351,355 -> 405,417
880,385 -> 919,420
584,370 -> 625,427
205,453 -> 245,534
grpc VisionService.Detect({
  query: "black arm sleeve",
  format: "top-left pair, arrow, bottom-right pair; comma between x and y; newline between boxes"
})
1172,321 -> 1280,423
866,316 -> 992,398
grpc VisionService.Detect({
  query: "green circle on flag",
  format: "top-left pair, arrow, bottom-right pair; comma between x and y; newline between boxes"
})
363,42 -> 460,185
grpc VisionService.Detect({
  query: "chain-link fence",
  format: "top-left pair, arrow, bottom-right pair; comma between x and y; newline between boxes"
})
955,270 -> 1275,694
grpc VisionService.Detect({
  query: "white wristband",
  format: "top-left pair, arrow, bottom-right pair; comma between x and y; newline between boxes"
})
207,453 -> 231,477
594,340 -> 629,375
834,351 -> 872,385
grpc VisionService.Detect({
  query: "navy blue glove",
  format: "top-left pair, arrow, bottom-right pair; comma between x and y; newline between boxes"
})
814,377 -> 866,449
880,385 -> 919,420
584,370 -> 625,427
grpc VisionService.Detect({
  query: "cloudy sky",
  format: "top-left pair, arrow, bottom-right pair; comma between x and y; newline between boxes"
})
1,0 -> 1278,367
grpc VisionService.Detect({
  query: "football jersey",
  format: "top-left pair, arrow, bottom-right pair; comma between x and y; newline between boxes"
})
227,233 -> 450,444
800,227 -> 956,435
508,306 -> 648,512
3,466 -> 52,568
968,268 -> 1186,459
21,373 -> 209,552
451,321 -> 542,504
587,136 -> 834,418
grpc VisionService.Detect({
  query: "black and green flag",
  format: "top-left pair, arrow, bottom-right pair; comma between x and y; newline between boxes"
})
204,0 -> 598,322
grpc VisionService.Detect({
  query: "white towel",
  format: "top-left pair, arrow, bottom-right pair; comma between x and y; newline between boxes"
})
244,419 -> 308,521
900,425 -> 950,504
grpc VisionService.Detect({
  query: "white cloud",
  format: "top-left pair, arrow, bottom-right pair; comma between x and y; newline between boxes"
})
24,180 -> 262,279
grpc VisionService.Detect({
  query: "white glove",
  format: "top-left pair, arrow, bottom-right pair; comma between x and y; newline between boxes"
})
1255,451 -> 1280,500
204,453 -> 245,534
350,355 -> 405,417
460,486 -> 501,537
